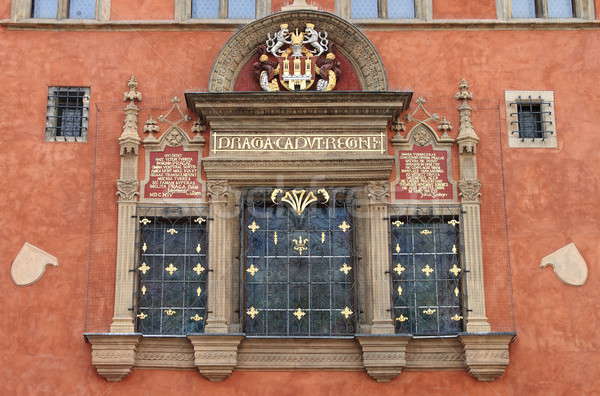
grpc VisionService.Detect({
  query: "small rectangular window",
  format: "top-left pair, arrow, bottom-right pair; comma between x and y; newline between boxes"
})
388,0 -> 416,18
228,0 -> 256,18
516,102 -> 544,139
45,87 -> 90,142
191,0 -> 220,18
32,0 -> 59,18
512,0 -> 537,18
505,91 -> 557,148
68,0 -> 97,19
548,0 -> 574,17
352,0 -> 379,18
390,211 -> 464,335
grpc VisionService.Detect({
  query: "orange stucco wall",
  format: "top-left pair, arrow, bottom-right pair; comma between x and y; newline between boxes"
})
433,0 -> 497,19
1,0 -> 600,395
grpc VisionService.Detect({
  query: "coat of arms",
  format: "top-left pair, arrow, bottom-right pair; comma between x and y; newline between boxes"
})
253,23 -> 341,92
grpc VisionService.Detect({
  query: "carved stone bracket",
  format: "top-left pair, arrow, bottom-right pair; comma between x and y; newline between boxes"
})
459,333 -> 515,382
188,335 -> 243,382
116,179 -> 139,201
458,179 -> 481,202
86,334 -> 141,382
366,181 -> 390,205
207,180 -> 230,203
357,336 -> 411,382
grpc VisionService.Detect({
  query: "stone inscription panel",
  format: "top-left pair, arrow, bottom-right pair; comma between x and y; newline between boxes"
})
396,145 -> 453,200
144,146 -> 202,199
212,133 -> 385,153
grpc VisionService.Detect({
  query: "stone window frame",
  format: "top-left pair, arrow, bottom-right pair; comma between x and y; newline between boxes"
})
505,90 -> 558,148
496,0 -> 595,19
174,0 -> 272,22
11,0 -> 111,21
44,86 -> 90,143
336,0 -> 433,21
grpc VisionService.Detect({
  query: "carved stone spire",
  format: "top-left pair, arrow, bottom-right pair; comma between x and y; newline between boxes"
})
455,79 -> 479,154
119,75 -> 142,155
281,0 -> 318,11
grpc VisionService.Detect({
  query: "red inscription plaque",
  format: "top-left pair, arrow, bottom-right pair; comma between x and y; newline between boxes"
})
144,146 -> 202,199
396,145 -> 453,200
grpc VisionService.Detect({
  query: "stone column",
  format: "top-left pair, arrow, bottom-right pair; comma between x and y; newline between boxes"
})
455,79 -> 491,333
364,182 -> 395,334
205,180 -> 233,333
110,76 -> 142,333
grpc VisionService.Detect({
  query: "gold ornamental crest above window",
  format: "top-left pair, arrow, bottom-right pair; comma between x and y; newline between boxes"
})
253,23 -> 341,92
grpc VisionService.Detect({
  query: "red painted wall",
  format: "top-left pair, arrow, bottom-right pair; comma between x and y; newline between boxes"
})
1,1 -> 599,395
433,0 -> 497,19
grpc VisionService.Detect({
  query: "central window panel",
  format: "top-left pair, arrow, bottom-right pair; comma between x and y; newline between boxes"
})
242,188 -> 356,336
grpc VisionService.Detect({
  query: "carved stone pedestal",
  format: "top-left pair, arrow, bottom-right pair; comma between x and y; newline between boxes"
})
188,335 -> 243,382
85,334 -> 141,382
459,333 -> 515,382
357,335 -> 411,382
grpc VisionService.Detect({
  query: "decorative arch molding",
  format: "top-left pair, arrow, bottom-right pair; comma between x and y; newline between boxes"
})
208,10 -> 388,92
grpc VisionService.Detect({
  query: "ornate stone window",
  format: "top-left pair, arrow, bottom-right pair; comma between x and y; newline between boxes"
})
389,208 -> 464,335
175,0 -> 271,21
135,207 -> 209,335
505,90 -> 557,148
11,0 -> 110,20
44,86 -> 90,142
336,0 -> 432,20
497,0 -> 595,19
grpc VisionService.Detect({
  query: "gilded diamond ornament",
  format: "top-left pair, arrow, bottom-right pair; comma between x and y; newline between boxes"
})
396,314 -> 408,323
191,314 -> 204,322
392,220 -> 404,228
340,306 -> 353,319
338,221 -> 351,232
138,262 -> 150,275
165,263 -> 178,275
247,306 -> 260,319
193,263 -> 205,275
449,264 -> 462,277
293,308 -> 306,320
393,263 -> 406,275
246,264 -> 260,277
136,312 -> 148,320
420,229 -> 432,235
448,219 -> 460,227
339,263 -> 352,275
165,309 -> 176,316
196,287 -> 202,296
248,221 -> 260,233
196,244 -> 202,254
451,314 -> 463,321
194,217 -> 207,224
421,264 -> 434,277
140,218 -> 151,225
167,228 -> 178,235
423,308 -> 436,315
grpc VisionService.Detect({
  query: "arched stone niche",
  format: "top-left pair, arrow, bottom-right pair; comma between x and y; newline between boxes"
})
208,9 -> 388,92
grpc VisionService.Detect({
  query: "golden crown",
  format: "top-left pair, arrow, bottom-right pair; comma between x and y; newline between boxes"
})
306,23 -> 315,29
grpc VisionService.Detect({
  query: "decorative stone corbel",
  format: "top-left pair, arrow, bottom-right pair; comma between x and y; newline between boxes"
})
86,334 -> 141,382
188,335 -> 243,382
459,333 -> 515,381
357,336 -> 411,382
143,117 -> 160,143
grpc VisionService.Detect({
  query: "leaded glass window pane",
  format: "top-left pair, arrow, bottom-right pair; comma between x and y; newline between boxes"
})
135,211 -> 208,335
352,0 -> 379,19
228,0 -> 256,19
243,189 -> 356,336
192,0 -> 220,18
390,211 -> 464,335
548,0 -> 574,17
512,0 -> 536,18
32,0 -> 59,18
388,0 -> 416,19
68,0 -> 96,18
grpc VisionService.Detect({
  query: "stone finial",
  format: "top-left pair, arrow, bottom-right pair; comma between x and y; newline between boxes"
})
455,79 -> 479,153
281,0 -> 318,11
437,116 -> 453,138
143,117 -> 160,142
191,119 -> 206,144
123,75 -> 142,103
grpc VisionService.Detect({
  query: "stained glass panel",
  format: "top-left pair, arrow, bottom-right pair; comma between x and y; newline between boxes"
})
512,0 -> 536,18
243,189 -> 356,336
388,0 -> 416,19
390,209 -> 464,335
135,210 -> 208,335
352,0 -> 379,19
68,0 -> 96,19
32,0 -> 59,18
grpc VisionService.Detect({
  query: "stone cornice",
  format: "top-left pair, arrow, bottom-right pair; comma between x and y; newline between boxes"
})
185,91 -> 412,132
2,19 -> 600,31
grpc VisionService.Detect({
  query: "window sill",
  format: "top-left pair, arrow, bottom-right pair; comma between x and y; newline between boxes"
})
85,332 -> 515,383
1,18 -> 598,31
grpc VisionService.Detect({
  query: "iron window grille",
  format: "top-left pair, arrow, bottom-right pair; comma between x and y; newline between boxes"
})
241,188 -> 358,337
509,96 -> 554,141
389,205 -> 465,336
44,87 -> 90,142
134,206 -> 209,335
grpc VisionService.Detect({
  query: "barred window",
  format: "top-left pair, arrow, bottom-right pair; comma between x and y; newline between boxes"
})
135,209 -> 209,335
390,209 -> 464,335
191,0 -> 256,19
505,91 -> 557,148
242,188 -> 357,336
31,0 -> 97,19
45,87 -> 90,142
